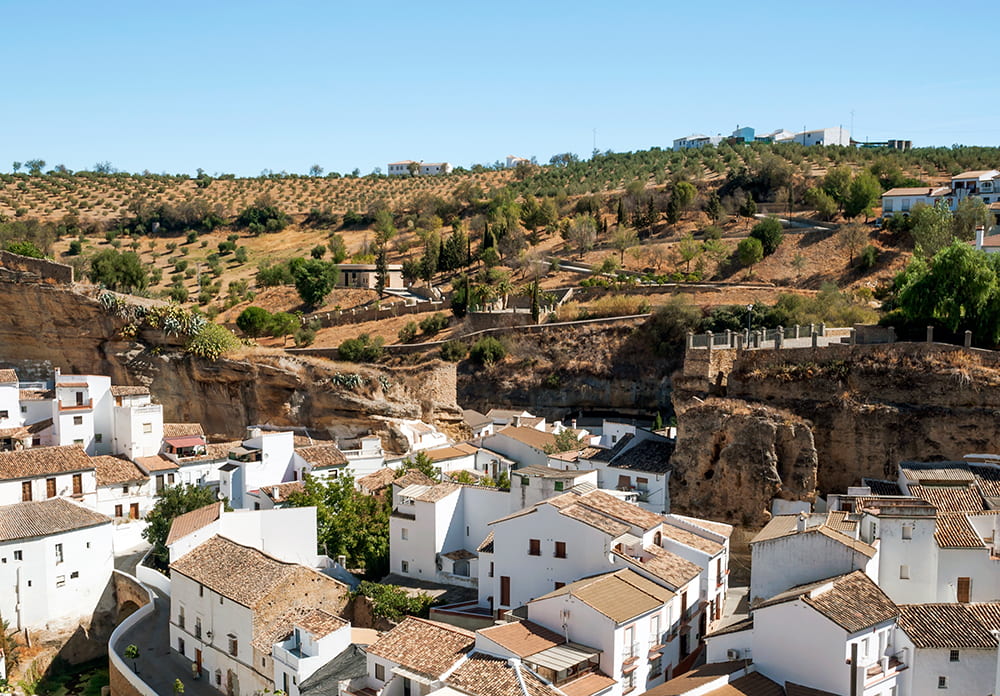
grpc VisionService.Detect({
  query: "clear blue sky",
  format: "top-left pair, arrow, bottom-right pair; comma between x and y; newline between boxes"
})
2,0 -> 997,176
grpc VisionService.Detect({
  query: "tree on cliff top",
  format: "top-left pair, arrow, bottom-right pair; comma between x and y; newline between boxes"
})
88,249 -> 149,293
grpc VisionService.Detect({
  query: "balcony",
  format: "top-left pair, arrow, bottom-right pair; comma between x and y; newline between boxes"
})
621,642 -> 641,663
864,654 -> 907,685
391,508 -> 416,521
58,399 -> 92,412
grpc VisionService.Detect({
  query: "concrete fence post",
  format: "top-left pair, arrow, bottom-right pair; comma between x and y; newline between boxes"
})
792,324 -> 800,339
812,331 -> 819,348
725,329 -> 732,347
926,325 -> 934,343
819,322 -> 826,336
850,328 -> 857,345
775,326 -> 784,349
706,331 -> 713,352
808,323 -> 815,337
687,331 -> 695,349
888,326 -> 896,343
965,330 -> 973,349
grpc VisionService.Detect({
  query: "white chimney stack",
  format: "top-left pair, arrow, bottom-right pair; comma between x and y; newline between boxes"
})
976,226 -> 986,250
796,512 -> 808,532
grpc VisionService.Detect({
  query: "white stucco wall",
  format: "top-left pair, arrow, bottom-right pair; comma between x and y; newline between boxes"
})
750,533 -> 869,603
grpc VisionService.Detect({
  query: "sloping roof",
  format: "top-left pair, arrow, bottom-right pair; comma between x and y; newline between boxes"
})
170,535 -> 335,609
478,620 -> 564,657
366,616 -> 474,677
463,409 -> 491,428
560,504 -> 630,537
861,478 -> 903,496
0,497 -> 110,542
907,485 -> 984,513
583,434 -> 634,463
162,423 -> 205,438
297,444 -> 348,469
110,385 -> 150,396
784,683 -> 840,696
422,443 -> 479,463
297,608 -> 347,639
531,569 -> 674,623
970,465 -> 1000,498
882,186 -> 951,197
569,489 -> 663,530
92,455 -> 149,486
952,169 -> 999,179
659,522 -> 724,555
707,616 -> 753,638
394,469 -> 438,489
357,467 -> 398,492
783,572 -> 898,633
619,545 -> 702,589
495,426 -> 557,451
514,465 -> 590,480
135,454 -> 179,472
165,502 -> 221,546
0,445 -> 93,481
300,644 -> 369,695
702,673 -> 783,696
0,369 -> 17,383
164,435 -> 206,449
934,513 -> 984,548
898,603 -> 1000,648
477,531 -> 495,553
749,512 -> 874,558
19,389 -> 52,401
259,481 -> 305,504
447,652 -> 561,696
641,661 -> 747,696
899,461 -> 975,484
399,482 -> 462,503
609,439 -> 674,474
672,514 -> 734,539
558,672 -> 617,696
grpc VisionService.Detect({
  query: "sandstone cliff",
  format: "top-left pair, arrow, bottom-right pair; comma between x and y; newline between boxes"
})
0,277 -> 461,441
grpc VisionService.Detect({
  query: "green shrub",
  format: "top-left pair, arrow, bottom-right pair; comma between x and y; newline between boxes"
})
419,312 -> 449,335
470,336 -> 506,365
294,326 -> 317,347
397,321 -> 418,343
236,306 -> 273,337
310,244 -> 327,259
352,581 -> 433,622
859,244 -> 878,270
185,323 -> 240,360
749,217 -> 784,256
338,333 -> 384,362
440,340 -> 467,362
67,239 -> 83,256
237,199 -> 289,232
5,240 -> 44,258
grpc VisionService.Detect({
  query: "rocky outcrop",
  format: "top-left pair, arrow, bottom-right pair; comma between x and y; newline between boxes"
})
669,398 -> 817,526
0,278 -> 461,441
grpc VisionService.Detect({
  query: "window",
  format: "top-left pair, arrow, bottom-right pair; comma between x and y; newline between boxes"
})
14,550 -> 22,561
228,635 -> 238,657
938,676 -> 947,689
178,637 -> 186,656
899,565 -> 910,579
21,481 -> 31,502
375,663 -> 385,681
199,584 -> 204,597
142,422 -> 152,434
529,539 -> 541,556
20,406 -> 26,414
520,476 -> 529,486
554,581 -> 565,590
654,531 -> 661,546
56,575 -> 66,587
167,473 -> 175,485
554,541 -> 567,558
957,577 -> 971,603
115,504 -> 123,518
178,605 -> 185,629
122,485 -> 128,494
949,650 -> 960,662
95,433 -> 102,443
884,199 -> 894,212
73,415 -> 83,426
195,617 -> 202,639
554,481 -> 564,491
500,576 -> 511,606
401,528 -> 408,540
219,595 -> 223,605
902,524 -> 913,540
55,543 -> 63,564
401,560 -> 409,573
47,478 -> 56,498
0,410 -> 7,418
73,439 -> 84,446
72,474 -> 82,496
215,670 -> 222,687
70,571 -> 78,579
75,391 -> 84,406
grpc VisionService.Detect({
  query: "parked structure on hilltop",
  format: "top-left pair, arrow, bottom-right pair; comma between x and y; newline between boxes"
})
387,160 -> 452,176
672,126 -> 854,151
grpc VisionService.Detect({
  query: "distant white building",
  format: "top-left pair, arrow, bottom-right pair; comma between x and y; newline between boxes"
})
792,127 -> 851,147
387,161 -> 452,176
880,186 -> 953,217
336,263 -> 404,290
672,134 -> 724,151
0,445 -> 97,507
0,497 -> 113,632
505,155 -> 531,168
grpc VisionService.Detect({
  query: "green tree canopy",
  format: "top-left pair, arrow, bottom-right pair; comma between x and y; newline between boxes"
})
737,237 -> 763,273
749,217 -> 784,256
293,259 -> 340,307
953,197 -> 993,241
88,249 -> 149,292
910,200 -> 955,257
142,484 -> 219,570
236,306 -> 273,337
844,172 -> 882,219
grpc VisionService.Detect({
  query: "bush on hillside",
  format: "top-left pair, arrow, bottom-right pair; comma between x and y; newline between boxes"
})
338,333 -> 384,362
469,336 -> 506,365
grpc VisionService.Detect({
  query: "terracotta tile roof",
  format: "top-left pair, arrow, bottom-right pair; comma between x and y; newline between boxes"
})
260,481 -> 305,503
477,620 -> 563,657
19,389 -> 52,401
618,545 -> 701,589
641,660 -> 747,696
447,653 -> 559,696
477,531 -> 495,553
907,485 -> 984,513
0,427 -> 28,439
0,497 -> 110,542
164,435 -> 206,449
966,603 -> 1000,633
297,444 -> 348,469
560,504 -> 630,537
934,513 -> 984,548
172,535 -> 332,607
531,569 -> 674,623
393,469 -> 438,489
659,522 -> 723,555
970,465 -> 1000,498
703,673 -> 783,696
557,672 -> 617,696
357,467 -> 398,492
608,439 -> 673,474
297,608 -> 348,639
110,385 -> 150,396
898,603 -> 1000,648
570,489 -> 663,530
162,423 -> 205,438
26,418 -> 53,434
422,443 -> 479,463
900,461 -> 975,484
496,426 -> 557,451
135,454 -> 179,472
463,409 -> 491,428
165,502 -> 222,545
515,465 -> 592,480
402,482 -> 462,503
750,513 -> 873,559
707,616 -> 753,638
882,186 -> 951,197
783,683 -> 840,696
92,455 -> 149,486
0,369 -> 17,383
793,572 -> 898,633
366,616 -> 474,677
952,169 -> 998,179
0,445 -> 93,481
672,515 -> 734,539
861,478 -> 902,496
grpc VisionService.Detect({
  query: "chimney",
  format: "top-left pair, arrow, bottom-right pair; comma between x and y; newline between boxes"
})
976,226 -> 986,249
796,512 -> 808,532
514,416 -> 522,428
571,419 -> 577,429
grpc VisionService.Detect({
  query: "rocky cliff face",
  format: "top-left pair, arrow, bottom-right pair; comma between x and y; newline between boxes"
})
669,398 -> 817,526
0,278 -> 461,441
670,343 -> 1000,524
